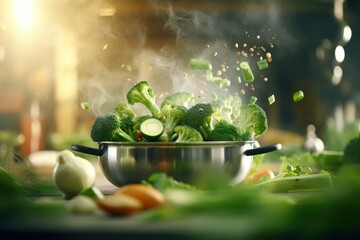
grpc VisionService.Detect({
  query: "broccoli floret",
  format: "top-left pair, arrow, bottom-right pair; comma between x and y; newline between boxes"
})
212,95 -> 242,124
91,113 -> 135,142
343,135 -> 360,165
233,103 -> 268,138
119,116 -> 135,139
207,120 -> 252,141
160,92 -> 195,109
159,105 -> 188,135
114,102 -> 136,119
186,103 -> 222,140
126,81 -> 160,117
170,125 -> 203,142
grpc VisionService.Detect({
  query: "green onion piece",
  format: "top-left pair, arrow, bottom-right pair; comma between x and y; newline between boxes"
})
268,94 -> 275,105
206,70 -> 214,81
250,96 -> 258,104
237,76 -> 242,83
240,62 -> 254,82
293,90 -> 304,102
212,77 -> 231,88
211,92 -> 218,101
121,64 -> 132,72
81,102 -> 90,110
189,58 -> 212,70
257,59 -> 269,70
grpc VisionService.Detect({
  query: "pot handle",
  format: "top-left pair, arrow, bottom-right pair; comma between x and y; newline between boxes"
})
243,143 -> 282,156
71,144 -> 107,157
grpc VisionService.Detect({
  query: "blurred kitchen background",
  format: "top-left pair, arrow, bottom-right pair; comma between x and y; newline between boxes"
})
0,0 -> 359,162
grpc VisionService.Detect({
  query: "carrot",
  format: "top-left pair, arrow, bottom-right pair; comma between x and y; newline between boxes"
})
245,168 -> 275,184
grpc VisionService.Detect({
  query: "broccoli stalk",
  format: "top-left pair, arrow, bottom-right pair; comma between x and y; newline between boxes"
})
186,103 -> 222,140
170,125 -> 203,142
91,113 -> 135,142
114,102 -> 136,119
126,81 -> 160,117
159,105 -> 188,135
233,103 -> 268,138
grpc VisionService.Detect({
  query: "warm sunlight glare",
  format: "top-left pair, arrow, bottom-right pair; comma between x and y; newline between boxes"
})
13,0 -> 36,30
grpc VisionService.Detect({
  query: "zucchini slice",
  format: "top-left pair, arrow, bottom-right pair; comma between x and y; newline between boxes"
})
140,118 -> 164,140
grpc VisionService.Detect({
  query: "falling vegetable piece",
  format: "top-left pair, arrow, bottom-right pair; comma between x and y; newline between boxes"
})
293,90 -> 304,102
250,96 -> 258,105
121,64 -> 132,72
189,58 -> 212,70
257,59 -> 269,70
81,102 -> 90,110
212,77 -> 231,88
268,94 -> 275,105
240,62 -> 254,82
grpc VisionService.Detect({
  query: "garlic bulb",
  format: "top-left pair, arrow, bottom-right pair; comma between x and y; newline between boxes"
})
53,150 -> 96,199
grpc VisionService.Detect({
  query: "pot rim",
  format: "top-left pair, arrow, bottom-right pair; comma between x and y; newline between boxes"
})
98,141 -> 258,147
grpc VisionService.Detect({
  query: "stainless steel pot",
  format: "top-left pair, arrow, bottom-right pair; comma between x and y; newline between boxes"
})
71,141 -> 281,187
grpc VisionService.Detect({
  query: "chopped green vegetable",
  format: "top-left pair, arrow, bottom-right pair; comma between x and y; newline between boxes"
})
121,64 -> 132,72
240,62 -> 254,82
211,77 -> 231,88
140,117 -> 165,141
127,81 -> 160,117
189,58 -> 212,70
257,59 -> 269,70
249,96 -> 258,105
268,94 -> 275,105
80,102 -> 91,110
293,90 -> 304,102
237,76 -> 242,83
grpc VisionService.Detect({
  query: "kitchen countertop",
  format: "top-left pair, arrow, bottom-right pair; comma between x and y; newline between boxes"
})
2,155 -> 360,240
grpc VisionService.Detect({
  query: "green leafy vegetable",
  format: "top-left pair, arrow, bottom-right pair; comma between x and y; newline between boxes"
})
142,172 -> 196,192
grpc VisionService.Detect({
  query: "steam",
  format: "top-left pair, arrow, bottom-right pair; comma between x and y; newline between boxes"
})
79,0 -> 292,115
